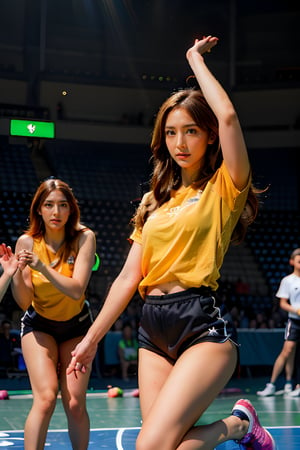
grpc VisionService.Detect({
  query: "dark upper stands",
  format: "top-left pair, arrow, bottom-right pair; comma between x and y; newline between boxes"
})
0,138 -> 299,324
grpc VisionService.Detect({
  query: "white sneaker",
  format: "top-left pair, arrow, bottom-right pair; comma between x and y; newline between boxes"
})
257,383 -> 276,397
284,382 -> 293,393
288,387 -> 300,397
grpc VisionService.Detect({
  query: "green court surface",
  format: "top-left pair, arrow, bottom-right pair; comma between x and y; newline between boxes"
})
0,376 -> 299,448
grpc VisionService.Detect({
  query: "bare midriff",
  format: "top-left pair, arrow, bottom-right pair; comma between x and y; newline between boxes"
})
146,281 -> 187,296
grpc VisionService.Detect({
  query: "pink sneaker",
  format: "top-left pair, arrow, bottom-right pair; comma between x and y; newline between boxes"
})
232,399 -> 276,449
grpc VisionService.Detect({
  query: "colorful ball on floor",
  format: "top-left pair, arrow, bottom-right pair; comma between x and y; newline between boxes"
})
0,390 -> 9,400
107,386 -> 123,398
131,388 -> 139,397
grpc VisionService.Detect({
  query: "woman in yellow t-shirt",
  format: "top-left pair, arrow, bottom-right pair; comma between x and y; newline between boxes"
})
12,178 -> 96,450
68,36 -> 275,449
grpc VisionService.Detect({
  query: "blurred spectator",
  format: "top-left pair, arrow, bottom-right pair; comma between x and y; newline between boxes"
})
256,312 -> 268,328
249,317 -> 257,329
118,322 -> 138,381
237,308 -> 248,328
112,317 -> 124,332
271,301 -> 288,328
228,305 -> 240,330
234,277 -> 250,296
121,297 -> 142,330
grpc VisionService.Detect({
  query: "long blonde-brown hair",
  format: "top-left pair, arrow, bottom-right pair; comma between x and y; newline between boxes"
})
133,88 -> 260,244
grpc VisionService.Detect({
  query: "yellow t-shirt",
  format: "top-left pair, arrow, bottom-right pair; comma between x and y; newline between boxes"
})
30,236 -> 85,321
130,162 -> 251,298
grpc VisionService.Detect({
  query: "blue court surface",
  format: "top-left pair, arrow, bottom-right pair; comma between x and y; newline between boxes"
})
0,426 -> 298,449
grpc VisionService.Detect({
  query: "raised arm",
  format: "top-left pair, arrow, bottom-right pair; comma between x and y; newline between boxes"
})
186,36 -> 250,190
67,241 -> 143,373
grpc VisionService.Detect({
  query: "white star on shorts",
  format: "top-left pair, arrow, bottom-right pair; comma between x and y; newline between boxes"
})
208,327 -> 219,336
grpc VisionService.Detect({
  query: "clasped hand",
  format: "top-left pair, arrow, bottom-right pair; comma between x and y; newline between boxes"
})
17,249 -> 43,271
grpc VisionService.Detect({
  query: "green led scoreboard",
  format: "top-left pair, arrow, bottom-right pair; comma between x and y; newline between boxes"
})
10,119 -> 55,139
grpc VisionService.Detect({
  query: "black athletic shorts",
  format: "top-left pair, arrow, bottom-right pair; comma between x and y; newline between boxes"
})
285,317 -> 300,342
138,287 -> 236,363
21,301 -> 93,344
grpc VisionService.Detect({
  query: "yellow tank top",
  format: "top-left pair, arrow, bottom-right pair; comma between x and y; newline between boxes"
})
30,236 -> 85,321
130,162 -> 251,298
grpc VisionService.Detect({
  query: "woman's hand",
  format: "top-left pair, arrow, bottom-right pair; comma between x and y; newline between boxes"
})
17,249 -> 43,272
0,243 -> 19,277
66,336 -> 98,375
186,35 -> 218,60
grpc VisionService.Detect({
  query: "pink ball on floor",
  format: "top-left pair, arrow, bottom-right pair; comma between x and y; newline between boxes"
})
131,388 -> 139,397
0,390 -> 9,400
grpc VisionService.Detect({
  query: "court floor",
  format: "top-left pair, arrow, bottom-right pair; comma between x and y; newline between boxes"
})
0,377 -> 299,449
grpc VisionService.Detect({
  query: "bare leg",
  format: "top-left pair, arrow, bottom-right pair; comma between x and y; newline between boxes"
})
136,340 -> 247,450
293,343 -> 300,389
177,415 -> 248,450
270,340 -> 296,383
22,332 -> 59,450
59,337 -> 91,450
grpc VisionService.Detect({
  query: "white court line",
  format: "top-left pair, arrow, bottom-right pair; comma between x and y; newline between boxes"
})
116,428 -> 126,450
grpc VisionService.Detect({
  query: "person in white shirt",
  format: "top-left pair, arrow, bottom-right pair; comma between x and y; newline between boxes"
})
257,248 -> 300,397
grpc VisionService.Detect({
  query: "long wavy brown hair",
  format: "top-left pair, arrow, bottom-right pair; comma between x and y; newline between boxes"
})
133,88 -> 261,244
26,178 -> 82,260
